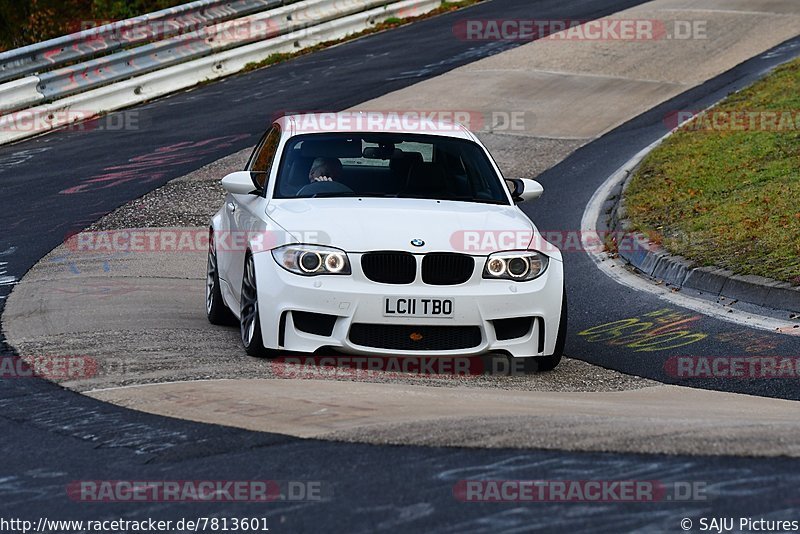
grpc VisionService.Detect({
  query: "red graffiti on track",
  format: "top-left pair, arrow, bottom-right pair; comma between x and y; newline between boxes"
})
60,134 -> 250,194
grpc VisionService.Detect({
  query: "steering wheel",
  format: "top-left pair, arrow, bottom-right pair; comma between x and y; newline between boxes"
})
296,180 -> 354,197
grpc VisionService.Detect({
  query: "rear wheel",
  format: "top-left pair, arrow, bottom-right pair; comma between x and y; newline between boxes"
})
206,228 -> 236,326
240,253 -> 278,358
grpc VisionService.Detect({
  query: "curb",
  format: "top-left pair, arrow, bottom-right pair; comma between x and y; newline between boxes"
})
607,163 -> 800,315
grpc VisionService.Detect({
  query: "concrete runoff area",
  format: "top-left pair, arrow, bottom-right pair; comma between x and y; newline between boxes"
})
89,380 -> 800,457
5,0 -> 800,455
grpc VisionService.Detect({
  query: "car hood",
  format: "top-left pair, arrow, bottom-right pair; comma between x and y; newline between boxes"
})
266,197 -> 550,256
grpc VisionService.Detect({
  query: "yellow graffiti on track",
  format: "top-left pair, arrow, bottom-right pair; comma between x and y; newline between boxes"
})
578,308 -> 708,352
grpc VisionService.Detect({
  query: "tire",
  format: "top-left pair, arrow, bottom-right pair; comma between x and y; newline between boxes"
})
239,252 -> 278,358
206,228 -> 237,326
521,287 -> 567,373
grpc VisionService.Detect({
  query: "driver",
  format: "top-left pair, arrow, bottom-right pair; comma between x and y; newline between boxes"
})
308,157 -> 343,183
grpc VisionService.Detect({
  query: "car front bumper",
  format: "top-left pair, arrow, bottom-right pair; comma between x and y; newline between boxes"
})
252,251 -> 564,358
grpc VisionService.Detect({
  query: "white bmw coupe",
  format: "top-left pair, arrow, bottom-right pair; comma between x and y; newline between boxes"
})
207,113 -> 566,371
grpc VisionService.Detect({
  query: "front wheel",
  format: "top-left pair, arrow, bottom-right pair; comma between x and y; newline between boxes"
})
239,253 -> 278,358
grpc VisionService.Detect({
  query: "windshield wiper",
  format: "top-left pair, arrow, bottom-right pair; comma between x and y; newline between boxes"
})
299,192 -> 507,204
299,192 -> 361,198
304,192 -> 394,198
460,198 -> 508,205
421,195 -> 508,205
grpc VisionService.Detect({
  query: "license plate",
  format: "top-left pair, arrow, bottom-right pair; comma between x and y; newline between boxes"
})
383,297 -> 454,318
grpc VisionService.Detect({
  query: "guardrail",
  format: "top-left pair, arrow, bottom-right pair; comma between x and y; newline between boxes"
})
0,0 -> 287,83
0,0 -> 442,145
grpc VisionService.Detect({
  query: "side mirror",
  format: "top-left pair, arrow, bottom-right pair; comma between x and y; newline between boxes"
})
507,178 -> 544,202
221,171 -> 262,195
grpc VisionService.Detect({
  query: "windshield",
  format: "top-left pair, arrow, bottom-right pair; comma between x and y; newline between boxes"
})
272,133 -> 510,204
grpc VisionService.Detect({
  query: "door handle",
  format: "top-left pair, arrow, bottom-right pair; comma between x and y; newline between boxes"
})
226,202 -> 236,212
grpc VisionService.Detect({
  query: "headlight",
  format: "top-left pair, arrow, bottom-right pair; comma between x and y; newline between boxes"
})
482,251 -> 548,281
272,245 -> 351,276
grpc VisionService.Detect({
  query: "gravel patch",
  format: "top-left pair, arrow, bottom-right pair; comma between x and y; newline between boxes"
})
14,330 -> 656,393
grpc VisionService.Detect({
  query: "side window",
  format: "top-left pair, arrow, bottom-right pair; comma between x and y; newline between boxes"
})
247,126 -> 281,189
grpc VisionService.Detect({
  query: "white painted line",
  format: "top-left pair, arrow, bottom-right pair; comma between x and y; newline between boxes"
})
86,378 -> 237,394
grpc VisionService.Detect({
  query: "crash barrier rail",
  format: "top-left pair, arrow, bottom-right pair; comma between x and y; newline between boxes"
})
0,0 -> 284,83
0,0 -> 442,144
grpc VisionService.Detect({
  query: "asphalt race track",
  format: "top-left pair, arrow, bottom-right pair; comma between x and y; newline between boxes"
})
2,0 -> 800,530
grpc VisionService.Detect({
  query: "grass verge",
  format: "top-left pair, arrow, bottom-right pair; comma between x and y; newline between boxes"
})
623,57 -> 800,285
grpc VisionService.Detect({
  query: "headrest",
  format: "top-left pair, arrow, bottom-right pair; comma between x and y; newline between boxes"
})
389,151 -> 423,171
406,161 -> 448,192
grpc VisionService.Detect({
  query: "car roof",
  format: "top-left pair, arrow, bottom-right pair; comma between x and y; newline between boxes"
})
275,112 -> 476,140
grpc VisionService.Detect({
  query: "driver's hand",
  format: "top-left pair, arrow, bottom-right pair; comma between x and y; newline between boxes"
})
312,176 -> 333,182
